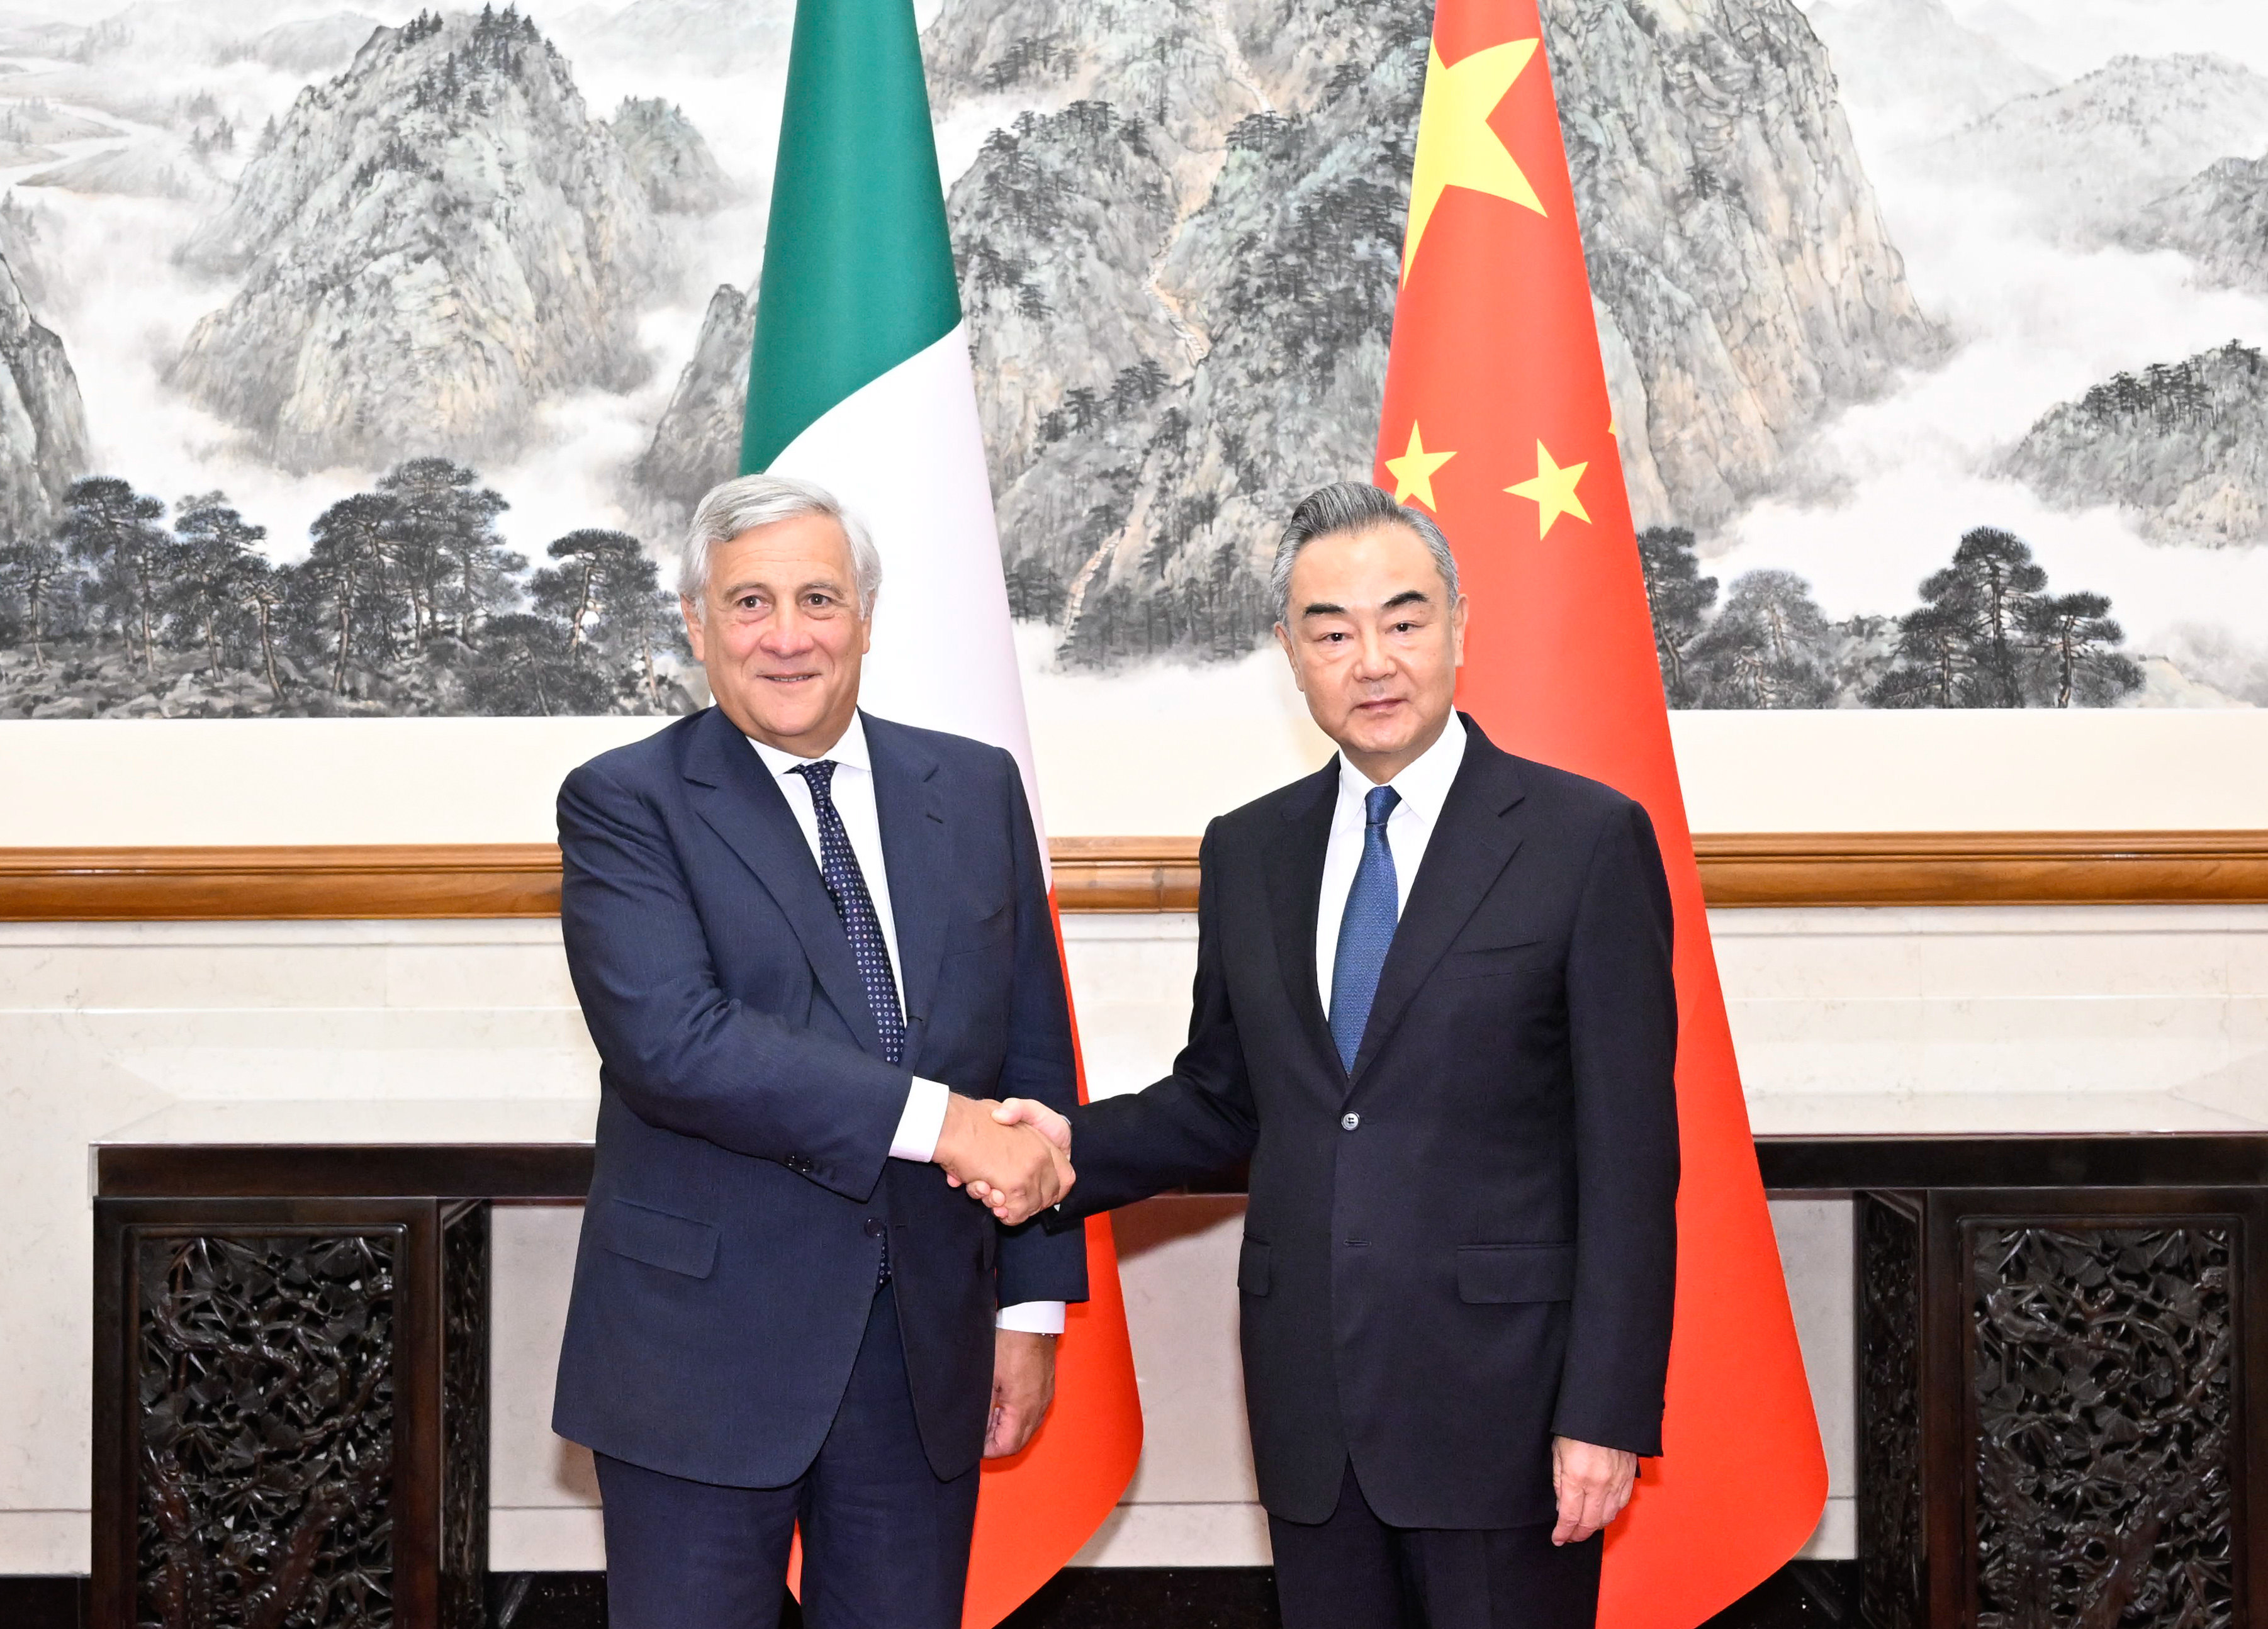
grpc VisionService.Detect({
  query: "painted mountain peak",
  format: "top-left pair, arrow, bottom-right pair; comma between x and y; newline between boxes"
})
1914,52 -> 2268,240
0,245 -> 91,544
1999,340 -> 2268,549
169,6 -> 672,474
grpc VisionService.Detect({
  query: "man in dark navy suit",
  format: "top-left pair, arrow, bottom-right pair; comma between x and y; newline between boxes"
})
551,474 -> 1084,1629
987,484 -> 1680,1629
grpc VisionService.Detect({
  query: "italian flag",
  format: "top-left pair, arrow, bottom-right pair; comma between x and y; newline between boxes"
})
742,1 -> 1144,1623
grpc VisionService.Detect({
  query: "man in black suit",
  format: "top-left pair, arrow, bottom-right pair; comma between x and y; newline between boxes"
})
984,483 -> 1679,1628
551,474 -> 1084,1629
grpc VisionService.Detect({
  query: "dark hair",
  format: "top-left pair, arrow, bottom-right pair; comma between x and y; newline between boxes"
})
1269,483 -> 1461,624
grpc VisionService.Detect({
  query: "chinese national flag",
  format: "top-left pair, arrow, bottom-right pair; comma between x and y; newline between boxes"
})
1373,2 -> 1828,1623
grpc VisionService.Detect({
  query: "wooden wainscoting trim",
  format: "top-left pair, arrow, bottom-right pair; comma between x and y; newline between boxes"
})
0,844 -> 566,920
0,832 -> 2264,920
1049,835 -> 1203,912
1695,830 -> 2268,908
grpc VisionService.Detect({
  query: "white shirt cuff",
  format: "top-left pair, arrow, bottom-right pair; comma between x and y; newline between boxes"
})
995,1301 -> 1066,1335
889,1077 -> 952,1162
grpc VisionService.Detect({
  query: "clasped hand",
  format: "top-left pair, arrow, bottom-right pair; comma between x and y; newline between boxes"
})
935,1094 -> 1074,1224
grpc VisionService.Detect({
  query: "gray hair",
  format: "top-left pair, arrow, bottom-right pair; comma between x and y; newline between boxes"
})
680,473 -> 883,617
1268,481 -> 1461,625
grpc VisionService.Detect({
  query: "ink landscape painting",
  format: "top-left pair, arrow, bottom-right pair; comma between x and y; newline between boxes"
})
0,0 -> 2264,719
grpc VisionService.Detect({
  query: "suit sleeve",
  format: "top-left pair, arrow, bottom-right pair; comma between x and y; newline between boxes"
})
991,750 -> 1091,1307
1551,798 -> 1681,1457
558,759 -> 909,1204
1050,820 -> 1261,1222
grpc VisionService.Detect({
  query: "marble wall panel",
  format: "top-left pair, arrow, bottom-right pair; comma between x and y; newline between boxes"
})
4,905 -> 2264,1572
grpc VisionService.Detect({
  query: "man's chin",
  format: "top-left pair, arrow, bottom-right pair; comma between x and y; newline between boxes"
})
728,694 -> 834,744
1342,707 -> 1415,747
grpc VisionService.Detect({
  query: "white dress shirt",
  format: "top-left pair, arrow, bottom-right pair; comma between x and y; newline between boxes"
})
748,714 -> 1062,1334
1315,713 -> 1470,1011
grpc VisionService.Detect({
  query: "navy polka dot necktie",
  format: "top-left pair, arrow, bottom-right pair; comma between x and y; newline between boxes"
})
789,760 -> 906,1066
1328,784 -> 1401,1073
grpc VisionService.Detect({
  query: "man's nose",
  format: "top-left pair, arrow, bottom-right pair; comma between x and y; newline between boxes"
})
1350,627 -> 1395,680
758,605 -> 815,655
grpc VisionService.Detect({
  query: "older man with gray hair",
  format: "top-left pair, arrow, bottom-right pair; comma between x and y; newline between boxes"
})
549,473 -> 1084,1629
989,481 -> 1680,1629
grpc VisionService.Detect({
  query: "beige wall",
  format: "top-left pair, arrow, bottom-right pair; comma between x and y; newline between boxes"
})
3,708 -> 2267,844
5,904 -> 2267,1570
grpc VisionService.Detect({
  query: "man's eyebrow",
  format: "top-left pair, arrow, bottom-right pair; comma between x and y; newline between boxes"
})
1299,600 -> 1347,618
720,576 -> 848,598
1382,589 -> 1433,610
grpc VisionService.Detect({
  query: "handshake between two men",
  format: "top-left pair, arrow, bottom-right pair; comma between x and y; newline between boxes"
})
933,1091 -> 1074,1225
549,476 -> 1678,1629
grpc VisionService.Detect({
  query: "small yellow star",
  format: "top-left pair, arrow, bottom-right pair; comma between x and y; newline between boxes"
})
1384,422 -> 1457,510
1505,440 -> 1591,538
1401,36 -> 1546,285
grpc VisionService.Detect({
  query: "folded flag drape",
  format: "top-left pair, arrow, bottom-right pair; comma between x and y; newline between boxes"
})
1373,1 -> 1829,1621
739,1 -> 1144,1621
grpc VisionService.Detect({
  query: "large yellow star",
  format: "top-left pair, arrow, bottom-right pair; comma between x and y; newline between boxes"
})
1401,36 -> 1545,285
1384,422 -> 1456,510
1505,440 -> 1591,537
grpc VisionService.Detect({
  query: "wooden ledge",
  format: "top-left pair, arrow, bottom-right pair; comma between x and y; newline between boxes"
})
0,845 -> 564,920
0,831 -> 2264,919
1695,831 -> 2268,908
1050,835 -> 1203,912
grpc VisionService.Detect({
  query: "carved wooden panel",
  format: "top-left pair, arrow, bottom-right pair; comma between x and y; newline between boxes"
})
437,1204 -> 489,1629
1858,1195 -> 1925,1629
1968,1221 -> 2238,1629
134,1229 -> 401,1628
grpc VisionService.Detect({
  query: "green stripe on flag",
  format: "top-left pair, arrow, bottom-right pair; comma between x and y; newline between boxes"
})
740,0 -> 963,474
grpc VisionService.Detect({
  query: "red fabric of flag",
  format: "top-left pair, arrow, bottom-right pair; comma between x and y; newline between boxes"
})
1373,3 -> 1829,1621
958,901 -> 1145,1627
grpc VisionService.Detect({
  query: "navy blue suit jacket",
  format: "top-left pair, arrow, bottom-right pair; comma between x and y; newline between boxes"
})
551,705 -> 1088,1487
1052,720 -> 1678,1528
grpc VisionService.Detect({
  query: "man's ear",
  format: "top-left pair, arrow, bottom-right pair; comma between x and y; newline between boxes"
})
1450,595 -> 1469,668
1273,621 -> 1306,693
680,596 -> 705,663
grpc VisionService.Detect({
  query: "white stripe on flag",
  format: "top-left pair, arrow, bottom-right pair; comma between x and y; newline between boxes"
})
766,322 -> 1049,861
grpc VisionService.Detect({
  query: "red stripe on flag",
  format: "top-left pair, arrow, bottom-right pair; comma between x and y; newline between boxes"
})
962,894 -> 1143,1627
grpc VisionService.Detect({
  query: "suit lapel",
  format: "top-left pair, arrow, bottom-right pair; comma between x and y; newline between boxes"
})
1267,762 -> 1343,1080
865,715 -> 950,1073
1347,724 -> 1527,1090
682,707 -> 883,1057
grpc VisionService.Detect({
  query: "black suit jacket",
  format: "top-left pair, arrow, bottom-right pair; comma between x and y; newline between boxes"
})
1054,717 -> 1678,1528
551,706 -> 1086,1488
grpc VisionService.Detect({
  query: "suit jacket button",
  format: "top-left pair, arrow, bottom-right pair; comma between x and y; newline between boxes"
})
863,1218 -> 887,1238
1341,1112 -> 1360,1131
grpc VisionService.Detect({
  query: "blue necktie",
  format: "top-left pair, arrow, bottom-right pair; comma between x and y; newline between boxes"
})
791,760 -> 902,1289
789,761 -> 906,1066
1328,784 -> 1401,1073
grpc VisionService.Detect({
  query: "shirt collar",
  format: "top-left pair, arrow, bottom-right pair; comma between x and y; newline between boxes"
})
1336,711 -> 1468,822
745,710 -> 872,780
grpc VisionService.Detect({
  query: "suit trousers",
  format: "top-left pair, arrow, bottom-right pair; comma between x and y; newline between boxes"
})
1268,1462 -> 1602,1629
595,1283 -> 980,1629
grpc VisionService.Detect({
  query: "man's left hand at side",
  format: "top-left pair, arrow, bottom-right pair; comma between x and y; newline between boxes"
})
1550,1436 -> 1638,1545
985,1330 -> 1057,1457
